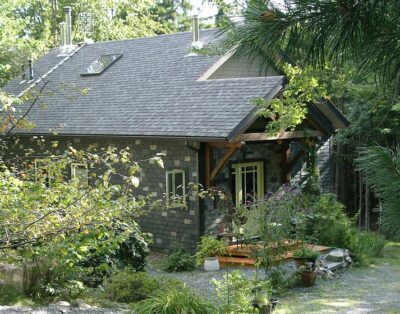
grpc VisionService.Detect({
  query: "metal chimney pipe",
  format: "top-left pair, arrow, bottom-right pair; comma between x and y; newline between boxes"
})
60,22 -> 66,48
192,15 -> 199,43
64,6 -> 72,47
28,60 -> 34,80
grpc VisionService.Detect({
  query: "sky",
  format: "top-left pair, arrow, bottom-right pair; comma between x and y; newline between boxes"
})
189,0 -> 286,19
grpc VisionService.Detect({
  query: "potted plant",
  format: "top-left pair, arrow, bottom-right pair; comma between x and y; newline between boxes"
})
195,236 -> 227,271
293,247 -> 320,268
299,262 -> 318,287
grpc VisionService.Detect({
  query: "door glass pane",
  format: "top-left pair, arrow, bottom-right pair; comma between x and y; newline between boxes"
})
175,172 -> 183,197
168,173 -> 173,197
245,171 -> 255,205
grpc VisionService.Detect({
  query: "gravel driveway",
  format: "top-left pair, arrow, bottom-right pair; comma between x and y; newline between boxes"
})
148,244 -> 400,313
2,244 -> 399,313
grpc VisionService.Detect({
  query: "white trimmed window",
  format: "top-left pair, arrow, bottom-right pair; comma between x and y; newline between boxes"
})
71,163 -> 89,187
34,159 -> 52,187
166,169 -> 186,208
232,161 -> 264,207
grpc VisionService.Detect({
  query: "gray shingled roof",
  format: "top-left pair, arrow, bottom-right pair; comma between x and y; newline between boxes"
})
5,29 -> 284,140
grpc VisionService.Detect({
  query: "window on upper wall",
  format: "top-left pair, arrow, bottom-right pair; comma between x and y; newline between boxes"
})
166,169 -> 186,208
34,159 -> 52,187
71,163 -> 89,187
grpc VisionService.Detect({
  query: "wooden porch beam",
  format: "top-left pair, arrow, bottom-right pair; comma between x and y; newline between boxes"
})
205,143 -> 212,189
208,142 -> 242,148
281,141 -> 291,184
238,130 -> 323,142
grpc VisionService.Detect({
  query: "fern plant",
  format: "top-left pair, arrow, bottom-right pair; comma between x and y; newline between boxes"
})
355,146 -> 400,236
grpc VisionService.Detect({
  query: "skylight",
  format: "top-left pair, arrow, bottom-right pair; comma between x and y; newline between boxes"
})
81,54 -> 122,76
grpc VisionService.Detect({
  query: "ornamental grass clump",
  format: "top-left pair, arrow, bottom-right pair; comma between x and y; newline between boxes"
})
134,285 -> 215,314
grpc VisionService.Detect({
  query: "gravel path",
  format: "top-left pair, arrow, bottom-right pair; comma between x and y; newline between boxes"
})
0,304 -> 126,314
148,244 -> 400,313
275,261 -> 400,313
2,245 -> 399,313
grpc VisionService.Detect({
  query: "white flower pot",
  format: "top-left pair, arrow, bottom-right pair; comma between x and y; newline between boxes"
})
204,256 -> 220,271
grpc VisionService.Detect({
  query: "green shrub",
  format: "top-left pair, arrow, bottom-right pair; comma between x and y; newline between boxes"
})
212,270 -> 271,313
134,286 -> 215,314
293,247 -> 321,261
162,249 -> 195,273
21,259 -> 85,301
103,268 -> 183,303
0,280 -> 23,305
346,230 -> 386,266
78,223 -> 151,287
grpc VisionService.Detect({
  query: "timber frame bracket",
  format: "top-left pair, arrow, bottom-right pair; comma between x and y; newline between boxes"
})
205,142 -> 242,188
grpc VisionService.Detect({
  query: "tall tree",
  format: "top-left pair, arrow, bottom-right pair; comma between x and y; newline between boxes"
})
223,0 -> 400,90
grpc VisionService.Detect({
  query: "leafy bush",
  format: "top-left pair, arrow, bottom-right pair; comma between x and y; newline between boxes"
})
103,268 -> 183,303
346,231 -> 386,266
22,259 -> 85,300
77,222 -> 151,287
162,247 -> 195,272
268,267 -> 299,295
293,247 -> 321,261
212,270 -> 271,313
134,286 -> 215,314
300,194 -> 353,247
195,236 -> 227,265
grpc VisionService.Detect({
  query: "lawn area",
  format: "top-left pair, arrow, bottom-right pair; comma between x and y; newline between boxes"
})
275,242 -> 400,314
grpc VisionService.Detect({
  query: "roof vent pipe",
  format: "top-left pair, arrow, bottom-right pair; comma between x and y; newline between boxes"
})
28,60 -> 34,80
60,22 -> 66,48
191,15 -> 203,49
64,6 -> 73,48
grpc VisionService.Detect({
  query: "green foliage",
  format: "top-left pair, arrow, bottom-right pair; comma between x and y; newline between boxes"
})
134,285 -> 215,314
103,269 -> 162,303
300,194 -> 353,247
195,236 -> 227,265
293,248 -> 320,261
22,258 -> 85,300
254,65 -> 328,133
222,0 -> 400,90
212,270 -> 271,313
268,267 -> 299,296
346,231 -> 386,266
0,279 -> 24,305
77,223 -> 151,287
356,146 -> 400,237
0,143 -> 157,299
162,245 -> 195,273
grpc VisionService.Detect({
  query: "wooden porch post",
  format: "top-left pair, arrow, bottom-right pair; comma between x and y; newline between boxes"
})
281,140 -> 291,184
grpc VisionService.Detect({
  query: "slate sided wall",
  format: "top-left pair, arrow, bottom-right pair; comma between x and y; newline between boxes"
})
7,136 -> 332,253
7,136 -> 201,252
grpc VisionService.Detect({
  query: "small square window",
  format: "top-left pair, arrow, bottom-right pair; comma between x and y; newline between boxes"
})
71,163 -> 88,187
166,169 -> 186,208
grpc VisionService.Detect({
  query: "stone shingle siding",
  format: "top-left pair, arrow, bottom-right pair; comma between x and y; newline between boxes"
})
204,142 -> 282,233
5,136 -> 200,252
291,136 -> 333,193
5,135 -> 333,251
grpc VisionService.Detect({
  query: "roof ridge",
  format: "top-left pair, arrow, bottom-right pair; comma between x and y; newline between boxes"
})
84,28 -> 219,46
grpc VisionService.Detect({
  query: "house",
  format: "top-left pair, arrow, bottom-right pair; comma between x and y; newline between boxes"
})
3,15 -> 348,251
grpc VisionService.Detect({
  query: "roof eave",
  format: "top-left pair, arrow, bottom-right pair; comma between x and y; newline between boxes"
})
226,78 -> 285,142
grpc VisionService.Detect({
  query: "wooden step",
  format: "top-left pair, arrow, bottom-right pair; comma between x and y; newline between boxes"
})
218,243 -> 331,268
